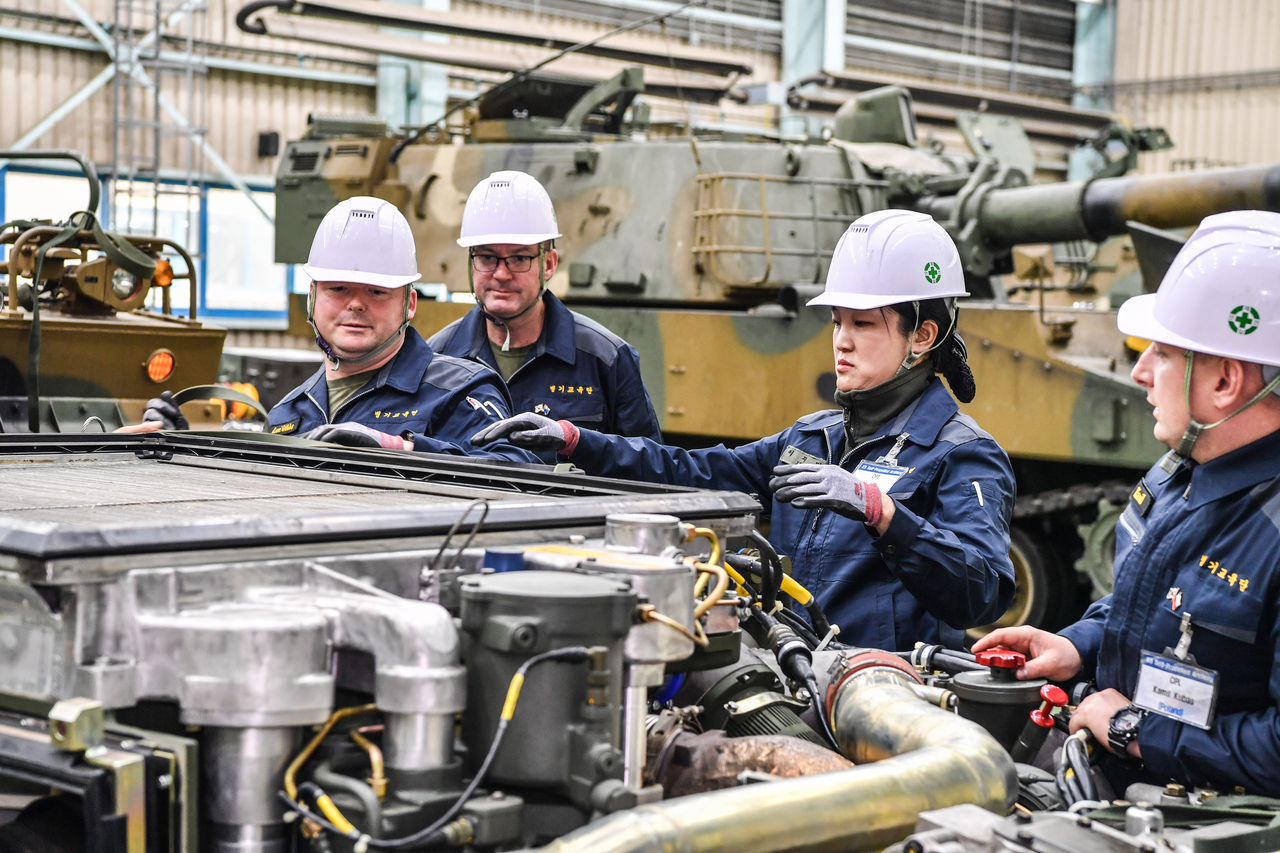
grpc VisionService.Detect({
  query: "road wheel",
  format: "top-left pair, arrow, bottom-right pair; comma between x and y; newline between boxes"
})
967,525 -> 1059,641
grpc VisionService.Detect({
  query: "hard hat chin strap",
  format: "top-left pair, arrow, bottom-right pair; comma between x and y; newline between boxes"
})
469,246 -> 550,352
307,283 -> 412,371
897,299 -> 957,375
1174,349 -> 1280,459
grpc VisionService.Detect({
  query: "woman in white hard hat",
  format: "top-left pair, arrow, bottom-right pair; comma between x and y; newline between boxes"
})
475,209 -> 1017,650
429,171 -> 661,455
975,210 -> 1280,798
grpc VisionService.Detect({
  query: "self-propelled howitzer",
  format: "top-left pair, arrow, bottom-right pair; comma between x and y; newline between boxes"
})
271,78 -> 1280,630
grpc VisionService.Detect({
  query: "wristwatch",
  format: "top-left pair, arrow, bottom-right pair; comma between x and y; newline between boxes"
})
1108,704 -> 1147,756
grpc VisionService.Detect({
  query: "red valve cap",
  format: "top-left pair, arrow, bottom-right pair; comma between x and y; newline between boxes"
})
1040,684 -> 1068,707
975,649 -> 1025,668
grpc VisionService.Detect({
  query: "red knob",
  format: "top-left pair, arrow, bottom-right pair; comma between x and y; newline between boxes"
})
1030,684 -> 1069,728
975,649 -> 1025,668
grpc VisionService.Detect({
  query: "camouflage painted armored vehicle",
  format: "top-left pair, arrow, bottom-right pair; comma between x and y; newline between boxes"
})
269,76 -> 1280,631
0,150 -> 228,432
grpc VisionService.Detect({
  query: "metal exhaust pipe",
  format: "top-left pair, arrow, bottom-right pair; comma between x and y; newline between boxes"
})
531,653 -> 1016,853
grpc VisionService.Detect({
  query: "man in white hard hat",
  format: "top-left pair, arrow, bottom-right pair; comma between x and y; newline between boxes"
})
474,209 -> 1016,649
257,197 -> 540,461
975,210 -> 1280,796
428,171 -> 661,456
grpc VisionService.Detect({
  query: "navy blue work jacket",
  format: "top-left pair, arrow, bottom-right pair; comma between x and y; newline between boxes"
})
268,327 -> 541,464
569,378 -> 1016,649
1059,428 -> 1280,795
428,293 -> 661,443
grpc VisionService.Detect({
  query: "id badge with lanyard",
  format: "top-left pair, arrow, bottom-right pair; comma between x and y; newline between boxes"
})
1132,612 -> 1220,730
854,433 -> 912,492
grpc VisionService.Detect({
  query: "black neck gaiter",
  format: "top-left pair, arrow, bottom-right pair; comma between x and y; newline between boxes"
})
834,358 -> 935,454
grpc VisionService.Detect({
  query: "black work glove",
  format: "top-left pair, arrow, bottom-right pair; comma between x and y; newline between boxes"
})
142,390 -> 188,430
301,422 -> 406,450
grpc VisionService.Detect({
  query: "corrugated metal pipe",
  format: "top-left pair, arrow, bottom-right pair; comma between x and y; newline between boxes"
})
528,650 -> 1016,853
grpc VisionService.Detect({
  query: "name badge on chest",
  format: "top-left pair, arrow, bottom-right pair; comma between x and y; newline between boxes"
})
854,433 -> 912,491
1133,612 -> 1219,730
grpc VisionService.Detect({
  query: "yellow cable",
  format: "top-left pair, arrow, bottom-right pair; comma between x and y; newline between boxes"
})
723,562 -> 814,607
501,673 -> 525,721
314,793 -> 357,835
779,573 -> 813,606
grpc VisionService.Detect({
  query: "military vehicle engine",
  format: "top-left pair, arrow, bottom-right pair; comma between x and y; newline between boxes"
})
0,432 -> 1271,853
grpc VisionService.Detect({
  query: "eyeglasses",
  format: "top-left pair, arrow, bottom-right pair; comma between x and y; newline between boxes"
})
471,253 -> 538,273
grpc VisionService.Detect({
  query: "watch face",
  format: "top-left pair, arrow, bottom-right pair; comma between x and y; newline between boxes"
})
1113,708 -> 1142,734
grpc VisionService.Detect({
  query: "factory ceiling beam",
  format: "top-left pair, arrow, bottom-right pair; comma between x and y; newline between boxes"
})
259,15 -> 734,104
234,0 -> 754,78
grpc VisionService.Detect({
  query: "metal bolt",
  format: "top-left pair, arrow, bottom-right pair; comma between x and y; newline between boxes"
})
1016,830 -> 1034,843
569,535 -> 586,545
1164,783 -> 1185,796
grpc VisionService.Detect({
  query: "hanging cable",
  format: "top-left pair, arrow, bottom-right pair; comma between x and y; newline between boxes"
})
281,647 -> 591,850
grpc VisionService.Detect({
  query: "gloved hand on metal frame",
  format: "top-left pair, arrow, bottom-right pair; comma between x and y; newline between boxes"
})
302,422 -> 409,450
142,390 -> 189,431
769,464 -> 884,527
471,412 -> 579,453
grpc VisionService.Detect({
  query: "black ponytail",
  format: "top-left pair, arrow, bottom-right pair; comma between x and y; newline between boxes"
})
890,298 -> 977,404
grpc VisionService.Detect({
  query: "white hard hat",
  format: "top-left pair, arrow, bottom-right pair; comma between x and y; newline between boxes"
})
808,209 -> 968,311
303,196 -> 421,288
457,170 -> 562,248
1118,210 -> 1280,368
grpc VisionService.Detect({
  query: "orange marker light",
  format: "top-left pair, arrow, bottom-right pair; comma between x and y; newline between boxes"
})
146,349 -> 175,383
152,259 -> 174,288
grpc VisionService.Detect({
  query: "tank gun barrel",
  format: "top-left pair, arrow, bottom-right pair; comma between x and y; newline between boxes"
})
941,162 -> 1280,250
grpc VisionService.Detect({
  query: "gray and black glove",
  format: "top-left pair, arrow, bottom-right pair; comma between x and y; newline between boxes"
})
769,464 -> 884,527
302,422 -> 407,450
471,412 -> 580,453
142,390 -> 188,430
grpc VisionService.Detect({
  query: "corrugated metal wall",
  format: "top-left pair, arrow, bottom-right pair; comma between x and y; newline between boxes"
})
845,0 -> 1077,102
1113,0 -> 1280,173
454,0 -> 782,64
0,0 -> 376,177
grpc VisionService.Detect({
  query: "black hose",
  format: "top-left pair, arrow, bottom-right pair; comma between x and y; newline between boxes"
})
929,651 -> 986,675
805,674 -> 840,752
427,498 -> 490,574
312,761 -> 381,838
234,0 -> 290,34
802,600 -> 833,641
774,606 -> 820,650
1064,736 -> 1097,802
747,531 -> 782,612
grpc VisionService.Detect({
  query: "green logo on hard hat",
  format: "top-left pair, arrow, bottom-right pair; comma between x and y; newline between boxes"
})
924,262 -> 941,284
1228,305 -> 1260,335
